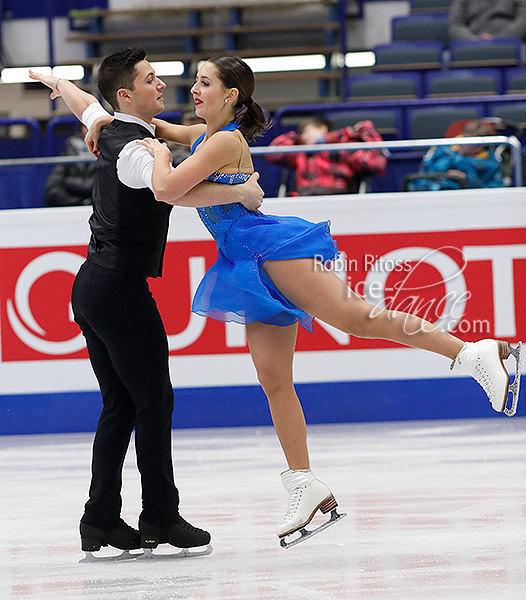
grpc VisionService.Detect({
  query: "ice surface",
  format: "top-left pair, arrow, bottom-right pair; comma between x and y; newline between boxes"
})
1,418 -> 525,600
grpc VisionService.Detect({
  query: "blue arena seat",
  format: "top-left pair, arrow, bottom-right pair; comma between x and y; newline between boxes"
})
424,68 -> 503,97
449,38 -> 521,69
488,102 -> 526,128
505,68 -> 526,94
407,105 -> 482,138
348,72 -> 423,101
324,108 -> 402,139
373,42 -> 443,72
0,118 -> 41,159
44,115 -> 81,156
392,14 -> 450,45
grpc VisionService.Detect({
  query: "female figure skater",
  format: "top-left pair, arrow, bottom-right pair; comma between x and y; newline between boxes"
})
32,56 -> 521,548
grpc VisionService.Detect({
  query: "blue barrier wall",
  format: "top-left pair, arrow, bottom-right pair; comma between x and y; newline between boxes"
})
1,377 -> 523,435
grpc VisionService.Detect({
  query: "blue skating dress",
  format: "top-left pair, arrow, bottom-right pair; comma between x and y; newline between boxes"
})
191,121 -> 339,332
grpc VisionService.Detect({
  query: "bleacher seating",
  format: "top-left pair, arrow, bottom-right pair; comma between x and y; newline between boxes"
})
66,0 -> 345,109
2,1 -> 526,208
449,38 -> 522,69
325,108 -> 402,139
392,14 -> 450,45
348,72 -> 422,101
372,42 -> 443,72
505,68 -> 526,94
424,68 -> 503,98
489,103 -> 526,129
407,105 -> 482,138
410,0 -> 452,14
0,118 -> 41,159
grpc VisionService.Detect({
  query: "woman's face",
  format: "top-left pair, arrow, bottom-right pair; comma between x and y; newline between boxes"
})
190,61 -> 235,120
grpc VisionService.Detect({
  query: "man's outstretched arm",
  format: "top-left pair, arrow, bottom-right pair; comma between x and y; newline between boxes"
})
29,72 -> 100,122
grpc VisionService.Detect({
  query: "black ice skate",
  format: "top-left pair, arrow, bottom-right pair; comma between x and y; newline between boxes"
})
138,515 -> 213,559
79,519 -> 143,562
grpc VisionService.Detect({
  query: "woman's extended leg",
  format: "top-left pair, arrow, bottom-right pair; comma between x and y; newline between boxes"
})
263,258 -> 464,358
262,258 -> 519,414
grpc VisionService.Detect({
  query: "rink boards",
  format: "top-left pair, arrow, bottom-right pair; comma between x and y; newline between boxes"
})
0,188 -> 525,434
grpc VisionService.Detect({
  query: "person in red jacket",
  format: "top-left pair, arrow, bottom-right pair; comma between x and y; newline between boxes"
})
267,117 -> 387,195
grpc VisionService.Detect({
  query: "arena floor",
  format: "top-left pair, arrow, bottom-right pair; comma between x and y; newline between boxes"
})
1,417 -> 525,600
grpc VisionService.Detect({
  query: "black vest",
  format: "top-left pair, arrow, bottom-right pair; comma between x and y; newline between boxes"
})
87,120 -> 173,278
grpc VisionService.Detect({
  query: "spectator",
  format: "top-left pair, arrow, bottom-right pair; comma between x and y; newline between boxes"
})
448,0 -> 526,41
44,124 -> 96,206
406,119 -> 504,191
266,117 -> 386,196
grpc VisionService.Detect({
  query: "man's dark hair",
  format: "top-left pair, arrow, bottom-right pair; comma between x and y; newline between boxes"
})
97,47 -> 147,111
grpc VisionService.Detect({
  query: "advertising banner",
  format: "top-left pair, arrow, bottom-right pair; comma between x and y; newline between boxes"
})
1,188 -> 525,433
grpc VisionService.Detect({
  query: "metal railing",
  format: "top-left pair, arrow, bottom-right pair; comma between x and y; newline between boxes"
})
253,135 -> 523,187
0,134 -> 522,192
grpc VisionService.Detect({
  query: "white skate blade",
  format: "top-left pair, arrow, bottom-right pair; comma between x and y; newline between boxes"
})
503,341 -> 522,417
79,549 -> 142,563
279,508 -> 346,549
138,544 -> 213,560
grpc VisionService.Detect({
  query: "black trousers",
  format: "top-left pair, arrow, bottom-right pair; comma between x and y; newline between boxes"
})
72,260 -> 179,529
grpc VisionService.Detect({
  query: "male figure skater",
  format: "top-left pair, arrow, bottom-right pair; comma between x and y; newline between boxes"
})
30,47 -> 263,557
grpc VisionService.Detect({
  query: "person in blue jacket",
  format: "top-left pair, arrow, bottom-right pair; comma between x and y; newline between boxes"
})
408,119 -> 504,191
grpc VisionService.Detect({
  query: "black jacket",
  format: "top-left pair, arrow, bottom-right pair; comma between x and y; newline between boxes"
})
44,136 -> 97,206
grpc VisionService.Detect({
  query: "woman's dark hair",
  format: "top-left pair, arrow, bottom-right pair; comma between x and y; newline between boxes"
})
207,56 -> 270,141
97,47 -> 147,111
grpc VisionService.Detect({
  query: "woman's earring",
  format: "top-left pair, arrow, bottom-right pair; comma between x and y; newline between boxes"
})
224,98 -> 228,103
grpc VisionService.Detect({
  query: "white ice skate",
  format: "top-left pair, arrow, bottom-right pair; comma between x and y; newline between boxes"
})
450,339 -> 522,416
277,469 -> 346,549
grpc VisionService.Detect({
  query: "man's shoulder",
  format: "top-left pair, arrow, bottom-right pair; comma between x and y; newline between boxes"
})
100,120 -> 153,151
105,119 -> 151,135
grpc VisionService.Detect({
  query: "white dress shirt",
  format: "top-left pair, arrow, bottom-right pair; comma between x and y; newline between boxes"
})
82,103 -> 168,192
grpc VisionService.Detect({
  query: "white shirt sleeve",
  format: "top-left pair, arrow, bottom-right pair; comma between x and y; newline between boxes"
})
81,103 -> 112,129
117,141 -> 156,191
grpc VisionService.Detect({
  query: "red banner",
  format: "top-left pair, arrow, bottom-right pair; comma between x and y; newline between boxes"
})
1,228 -> 525,362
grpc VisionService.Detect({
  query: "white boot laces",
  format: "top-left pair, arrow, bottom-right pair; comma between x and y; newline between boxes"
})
280,487 -> 305,525
472,359 -> 495,401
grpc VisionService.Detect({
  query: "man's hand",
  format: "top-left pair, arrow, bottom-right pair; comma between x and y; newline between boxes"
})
28,70 -> 62,99
239,172 -> 264,213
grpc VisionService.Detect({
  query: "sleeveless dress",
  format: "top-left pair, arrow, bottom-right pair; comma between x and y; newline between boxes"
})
191,121 -> 339,332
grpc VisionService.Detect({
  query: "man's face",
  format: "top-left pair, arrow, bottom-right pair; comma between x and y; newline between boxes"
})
122,59 -> 166,119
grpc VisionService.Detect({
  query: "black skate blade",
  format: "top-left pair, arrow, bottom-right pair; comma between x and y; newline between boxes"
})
138,544 -> 213,560
504,341 -> 522,417
279,508 -> 346,549
79,549 -> 142,563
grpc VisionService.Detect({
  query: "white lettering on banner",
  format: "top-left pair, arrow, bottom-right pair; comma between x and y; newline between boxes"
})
362,247 -> 468,332
463,244 -> 526,337
226,322 -> 247,347
167,256 -> 207,351
6,252 -> 85,355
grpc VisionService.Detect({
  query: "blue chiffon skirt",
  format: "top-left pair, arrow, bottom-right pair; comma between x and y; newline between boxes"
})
192,210 -> 339,331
